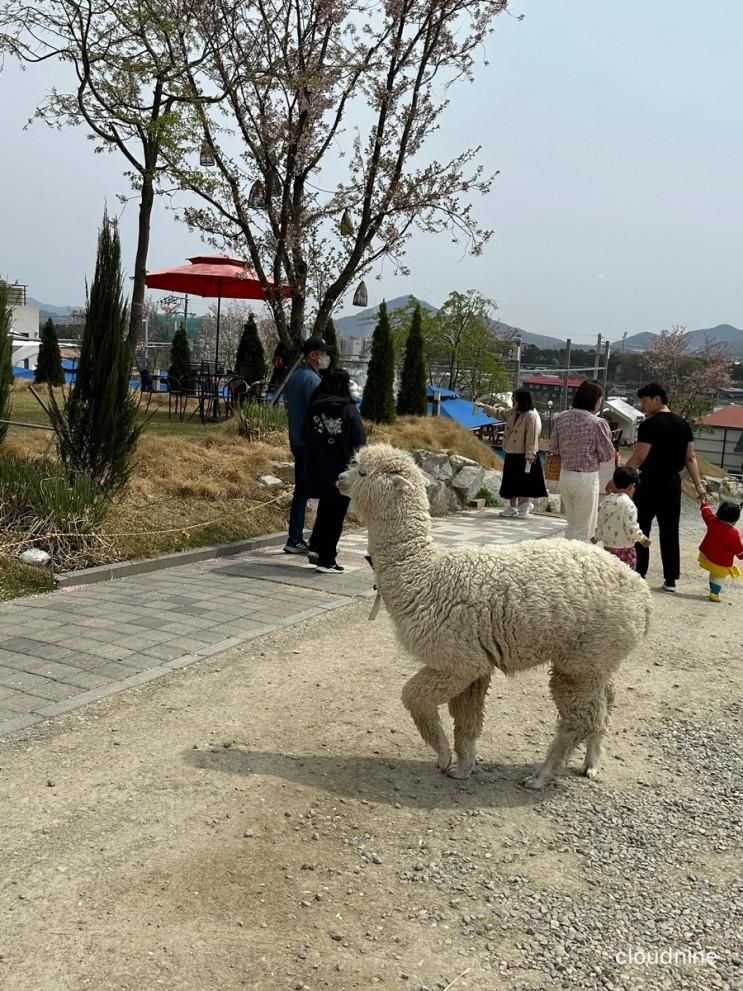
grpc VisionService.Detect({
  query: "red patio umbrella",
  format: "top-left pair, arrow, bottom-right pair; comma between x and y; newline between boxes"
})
145,254 -> 291,370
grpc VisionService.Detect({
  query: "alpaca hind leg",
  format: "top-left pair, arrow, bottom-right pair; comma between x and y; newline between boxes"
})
401,667 -> 477,773
447,674 -> 491,779
523,670 -> 608,790
581,679 -> 615,780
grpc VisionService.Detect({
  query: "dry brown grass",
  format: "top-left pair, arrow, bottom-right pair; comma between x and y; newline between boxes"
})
367,415 -> 500,468
0,408 -> 502,585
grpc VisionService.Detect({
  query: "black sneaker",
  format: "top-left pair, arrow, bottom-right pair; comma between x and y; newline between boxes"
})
315,563 -> 344,574
661,580 -> 676,593
307,550 -> 320,565
283,540 -> 310,555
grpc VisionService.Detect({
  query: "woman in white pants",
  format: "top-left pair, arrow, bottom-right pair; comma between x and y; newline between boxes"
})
549,381 -> 616,541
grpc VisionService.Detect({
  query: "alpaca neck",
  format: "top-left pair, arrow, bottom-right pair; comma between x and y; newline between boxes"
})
366,507 -> 438,580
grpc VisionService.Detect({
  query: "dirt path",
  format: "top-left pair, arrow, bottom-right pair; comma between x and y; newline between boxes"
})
1,537 -> 741,991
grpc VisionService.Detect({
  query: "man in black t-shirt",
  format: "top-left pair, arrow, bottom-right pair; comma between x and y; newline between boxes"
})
624,382 -> 707,591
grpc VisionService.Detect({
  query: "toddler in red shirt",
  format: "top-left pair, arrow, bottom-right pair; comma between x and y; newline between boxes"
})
698,500 -> 743,602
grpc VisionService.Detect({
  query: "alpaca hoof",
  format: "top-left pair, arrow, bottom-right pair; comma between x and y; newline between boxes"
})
437,751 -> 452,773
581,765 -> 599,780
446,761 -> 474,780
522,773 -> 549,790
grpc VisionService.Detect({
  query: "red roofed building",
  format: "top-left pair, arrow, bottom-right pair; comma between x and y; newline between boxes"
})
523,375 -> 584,403
695,406 -> 743,473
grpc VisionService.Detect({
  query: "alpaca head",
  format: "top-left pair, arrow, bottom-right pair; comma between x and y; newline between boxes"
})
337,443 -> 428,522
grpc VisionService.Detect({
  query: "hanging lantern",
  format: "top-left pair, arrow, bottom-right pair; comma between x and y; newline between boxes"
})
248,180 -> 266,209
339,208 -> 353,237
199,141 -> 215,167
352,280 -> 368,307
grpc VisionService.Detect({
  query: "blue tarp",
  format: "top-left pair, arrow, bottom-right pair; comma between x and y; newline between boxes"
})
426,384 -> 458,399
426,397 -> 501,430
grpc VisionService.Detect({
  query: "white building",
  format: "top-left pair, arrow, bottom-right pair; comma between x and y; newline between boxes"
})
3,283 -> 39,339
3,282 -> 41,370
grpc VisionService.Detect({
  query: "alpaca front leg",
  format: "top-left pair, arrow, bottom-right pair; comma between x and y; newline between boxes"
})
447,674 -> 491,779
401,667 -> 476,773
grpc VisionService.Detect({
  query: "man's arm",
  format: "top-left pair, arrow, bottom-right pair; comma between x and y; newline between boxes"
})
624,442 -> 651,469
684,442 -> 707,500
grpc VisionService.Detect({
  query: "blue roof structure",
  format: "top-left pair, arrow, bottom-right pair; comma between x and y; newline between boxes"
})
426,384 -> 458,399
426,397 -> 501,430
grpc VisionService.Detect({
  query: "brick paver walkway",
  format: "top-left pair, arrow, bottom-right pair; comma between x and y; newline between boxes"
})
0,510 -> 565,736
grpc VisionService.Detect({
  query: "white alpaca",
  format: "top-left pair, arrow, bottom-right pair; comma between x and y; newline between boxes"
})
338,444 -> 652,788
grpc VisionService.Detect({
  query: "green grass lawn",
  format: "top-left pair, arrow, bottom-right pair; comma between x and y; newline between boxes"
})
7,385 -> 230,441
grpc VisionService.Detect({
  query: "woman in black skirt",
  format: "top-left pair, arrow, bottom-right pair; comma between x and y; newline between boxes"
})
478,389 -> 547,519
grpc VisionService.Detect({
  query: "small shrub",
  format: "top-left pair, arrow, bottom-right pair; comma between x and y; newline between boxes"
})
235,401 -> 288,442
0,454 -> 108,568
475,486 -> 499,508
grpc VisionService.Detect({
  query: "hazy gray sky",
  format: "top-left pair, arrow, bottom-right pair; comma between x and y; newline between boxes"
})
1,1 -> 740,344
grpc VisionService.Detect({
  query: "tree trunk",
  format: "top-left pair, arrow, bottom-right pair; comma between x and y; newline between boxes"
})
127,172 -> 155,351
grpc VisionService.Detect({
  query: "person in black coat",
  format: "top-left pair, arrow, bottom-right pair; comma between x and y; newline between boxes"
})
303,369 -> 366,573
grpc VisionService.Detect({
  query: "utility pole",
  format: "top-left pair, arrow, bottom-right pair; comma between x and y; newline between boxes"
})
513,335 -> 522,390
601,339 -> 611,395
593,333 -> 602,379
561,338 -> 572,411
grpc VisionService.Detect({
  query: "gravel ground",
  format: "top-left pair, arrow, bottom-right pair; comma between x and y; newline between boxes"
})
0,528 -> 740,991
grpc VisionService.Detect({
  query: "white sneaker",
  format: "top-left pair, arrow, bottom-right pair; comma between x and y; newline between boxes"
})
500,507 -> 519,518
517,502 -> 533,518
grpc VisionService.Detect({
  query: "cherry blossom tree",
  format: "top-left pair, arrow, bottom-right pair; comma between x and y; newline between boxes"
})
166,0 -> 512,356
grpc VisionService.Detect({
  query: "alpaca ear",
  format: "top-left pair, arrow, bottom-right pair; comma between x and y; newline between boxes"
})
391,473 -> 414,492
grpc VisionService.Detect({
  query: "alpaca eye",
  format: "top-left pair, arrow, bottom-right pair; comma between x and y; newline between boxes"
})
357,468 -> 367,476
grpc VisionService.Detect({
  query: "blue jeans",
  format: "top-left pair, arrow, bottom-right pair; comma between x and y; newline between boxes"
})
288,446 -> 309,545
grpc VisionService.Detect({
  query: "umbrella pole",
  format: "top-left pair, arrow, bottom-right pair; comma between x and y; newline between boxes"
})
215,291 -> 221,372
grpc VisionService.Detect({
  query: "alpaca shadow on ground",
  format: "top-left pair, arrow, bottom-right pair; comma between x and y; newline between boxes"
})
183,747 -> 570,810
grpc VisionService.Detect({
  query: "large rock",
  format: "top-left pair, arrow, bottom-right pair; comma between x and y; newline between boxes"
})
420,471 -> 451,517
479,468 -> 503,502
451,464 -> 485,505
449,454 -> 479,471
412,450 -> 454,483
270,461 -> 295,484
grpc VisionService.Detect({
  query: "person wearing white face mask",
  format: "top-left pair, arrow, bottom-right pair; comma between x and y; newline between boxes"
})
283,336 -> 332,554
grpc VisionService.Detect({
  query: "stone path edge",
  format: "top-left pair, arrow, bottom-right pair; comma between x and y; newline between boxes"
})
55,531 -> 288,588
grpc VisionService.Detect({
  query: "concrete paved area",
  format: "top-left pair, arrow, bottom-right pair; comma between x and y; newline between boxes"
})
0,510 -> 566,737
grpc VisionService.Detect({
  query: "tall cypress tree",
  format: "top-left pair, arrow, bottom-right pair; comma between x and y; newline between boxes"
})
396,303 -> 427,415
235,314 -> 266,382
360,301 -> 396,423
168,326 -> 192,386
35,317 -> 65,386
45,211 -> 145,496
324,317 -> 339,370
0,282 -> 14,445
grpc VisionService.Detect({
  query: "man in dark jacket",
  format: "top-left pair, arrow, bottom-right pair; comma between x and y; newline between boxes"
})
283,336 -> 330,554
303,369 -> 366,573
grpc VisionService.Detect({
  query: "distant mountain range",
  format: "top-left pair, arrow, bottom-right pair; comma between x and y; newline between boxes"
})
617,324 -> 743,357
28,293 -> 743,358
27,297 -> 81,326
335,298 -> 743,358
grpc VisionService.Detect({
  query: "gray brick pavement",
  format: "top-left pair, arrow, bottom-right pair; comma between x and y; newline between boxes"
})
0,509 -> 565,737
